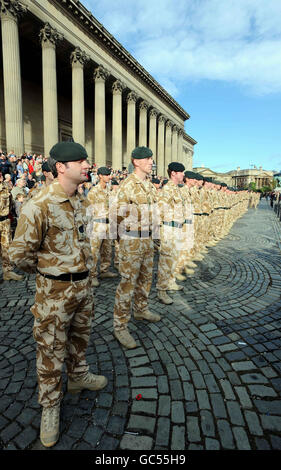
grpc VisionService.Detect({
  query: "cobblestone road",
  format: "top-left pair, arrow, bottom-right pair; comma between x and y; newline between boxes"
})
0,199 -> 280,451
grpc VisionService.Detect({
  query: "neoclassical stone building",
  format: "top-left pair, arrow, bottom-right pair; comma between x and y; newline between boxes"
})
193,165 -> 274,189
0,0 -> 196,175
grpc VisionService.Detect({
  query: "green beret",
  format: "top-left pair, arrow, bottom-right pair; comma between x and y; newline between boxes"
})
42,162 -> 51,172
168,162 -> 185,172
111,179 -> 119,185
162,179 -> 168,185
132,146 -> 153,159
184,170 -> 201,180
152,178 -> 160,184
97,166 -> 111,175
49,141 -> 88,162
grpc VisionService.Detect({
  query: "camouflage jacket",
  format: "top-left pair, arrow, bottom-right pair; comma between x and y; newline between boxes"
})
0,182 -> 11,217
157,180 -> 186,224
116,172 -> 157,235
9,180 -> 93,275
87,182 -> 111,219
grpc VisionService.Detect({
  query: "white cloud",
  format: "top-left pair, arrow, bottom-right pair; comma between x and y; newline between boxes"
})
83,0 -> 281,96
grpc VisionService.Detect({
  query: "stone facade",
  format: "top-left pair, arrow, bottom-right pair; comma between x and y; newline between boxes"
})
193,166 -> 274,189
0,0 -> 196,175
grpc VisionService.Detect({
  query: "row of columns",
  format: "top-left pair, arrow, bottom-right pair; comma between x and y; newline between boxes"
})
0,2 -> 186,174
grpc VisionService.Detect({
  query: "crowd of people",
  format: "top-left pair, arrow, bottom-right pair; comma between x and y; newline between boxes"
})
266,189 -> 281,220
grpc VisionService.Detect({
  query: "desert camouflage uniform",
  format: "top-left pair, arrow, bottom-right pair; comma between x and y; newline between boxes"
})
156,180 -> 187,290
87,182 -> 113,278
9,181 -> 94,408
174,184 -> 194,276
113,172 -> 157,331
0,182 -> 13,274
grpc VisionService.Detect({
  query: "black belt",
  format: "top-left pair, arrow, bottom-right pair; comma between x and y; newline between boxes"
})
123,230 -> 152,238
0,215 -> 9,222
93,218 -> 109,223
163,221 -> 183,228
37,270 -> 89,282
193,213 -> 209,216
184,219 -> 192,224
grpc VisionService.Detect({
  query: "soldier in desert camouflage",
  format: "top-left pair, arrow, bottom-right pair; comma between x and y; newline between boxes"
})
156,162 -> 188,305
9,141 -> 107,448
113,146 -> 161,349
87,166 -> 118,287
0,172 -> 23,281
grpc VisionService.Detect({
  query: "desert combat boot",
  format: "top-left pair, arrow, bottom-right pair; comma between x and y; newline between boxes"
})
114,328 -> 137,349
157,290 -> 173,305
134,310 -> 161,322
67,372 -> 108,394
40,404 -> 60,448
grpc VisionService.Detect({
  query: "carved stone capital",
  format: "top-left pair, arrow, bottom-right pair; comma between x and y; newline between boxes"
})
112,79 -> 125,94
139,100 -> 149,112
172,124 -> 179,133
166,120 -> 173,129
94,64 -> 110,82
70,47 -> 89,66
0,0 -> 26,20
126,91 -> 138,104
178,128 -> 184,137
40,23 -> 63,47
149,108 -> 158,119
158,114 -> 166,124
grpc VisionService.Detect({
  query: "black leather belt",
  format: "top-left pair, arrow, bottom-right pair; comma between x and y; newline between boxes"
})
124,230 -> 152,238
0,215 -> 9,222
163,221 -> 183,228
93,218 -> 109,223
37,270 -> 89,282
193,213 -> 209,216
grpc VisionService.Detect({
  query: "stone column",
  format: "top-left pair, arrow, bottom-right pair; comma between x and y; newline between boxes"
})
0,0 -> 26,156
70,47 -> 88,146
40,23 -> 62,156
112,79 -> 124,170
139,100 -> 149,147
149,108 -> 158,161
177,128 -> 184,162
172,125 -> 178,162
94,64 -> 109,167
126,90 -> 137,167
157,115 -> 166,177
165,120 -> 173,167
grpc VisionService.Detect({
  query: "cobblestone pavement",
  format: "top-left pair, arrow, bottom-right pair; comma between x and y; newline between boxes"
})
0,199 -> 280,452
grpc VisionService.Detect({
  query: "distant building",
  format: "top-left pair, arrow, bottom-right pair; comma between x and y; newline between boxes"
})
193,165 -> 274,189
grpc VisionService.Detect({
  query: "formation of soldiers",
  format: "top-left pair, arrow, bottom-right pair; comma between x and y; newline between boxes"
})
0,142 -> 258,447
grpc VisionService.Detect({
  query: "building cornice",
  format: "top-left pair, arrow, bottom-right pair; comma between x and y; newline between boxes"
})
51,0 -> 190,121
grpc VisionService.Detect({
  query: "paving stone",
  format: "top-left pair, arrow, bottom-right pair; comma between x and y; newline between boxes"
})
127,415 -> 156,434
205,438 -> 220,450
244,410 -> 263,436
260,415 -> 281,432
186,416 -> 201,443
200,410 -> 215,437
120,434 -> 153,450
217,419 -> 235,449
171,425 -> 185,450
233,426 -> 251,450
155,417 -> 170,447
248,385 -> 278,397
234,386 -> 253,409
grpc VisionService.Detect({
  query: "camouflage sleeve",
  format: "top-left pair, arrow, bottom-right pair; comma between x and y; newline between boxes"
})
9,200 -> 47,273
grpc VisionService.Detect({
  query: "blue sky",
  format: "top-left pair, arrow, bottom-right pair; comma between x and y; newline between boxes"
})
84,0 -> 281,173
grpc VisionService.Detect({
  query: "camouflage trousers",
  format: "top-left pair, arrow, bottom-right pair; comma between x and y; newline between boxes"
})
113,238 -> 153,331
31,274 -> 94,408
175,221 -> 195,275
90,222 -> 112,277
0,218 -> 12,273
156,226 -> 186,290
